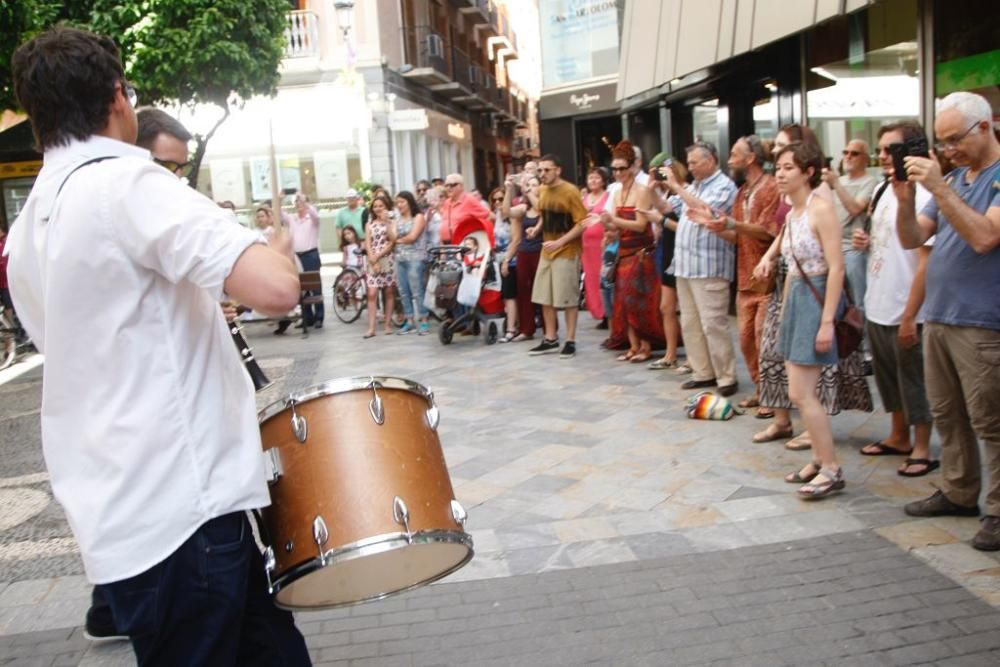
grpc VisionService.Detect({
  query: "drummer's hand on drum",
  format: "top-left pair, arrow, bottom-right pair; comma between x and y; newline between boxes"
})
221,301 -> 239,323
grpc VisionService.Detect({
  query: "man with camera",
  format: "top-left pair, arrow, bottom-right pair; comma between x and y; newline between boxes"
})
896,91 -> 1000,552
851,121 -> 935,478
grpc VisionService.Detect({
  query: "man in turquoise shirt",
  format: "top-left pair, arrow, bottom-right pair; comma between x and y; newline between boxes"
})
335,188 -> 364,239
895,91 -> 1000,552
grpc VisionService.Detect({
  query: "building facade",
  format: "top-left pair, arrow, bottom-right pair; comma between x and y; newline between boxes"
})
613,0 -> 998,168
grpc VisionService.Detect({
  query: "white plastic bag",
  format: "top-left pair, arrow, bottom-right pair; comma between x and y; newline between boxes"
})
423,272 -> 439,312
457,271 -> 482,307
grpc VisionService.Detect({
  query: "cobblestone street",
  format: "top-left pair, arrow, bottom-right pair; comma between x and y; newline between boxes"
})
2,292 -> 998,666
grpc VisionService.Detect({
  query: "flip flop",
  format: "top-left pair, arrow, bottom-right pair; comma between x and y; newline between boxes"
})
755,408 -> 774,419
648,358 -> 678,370
738,397 -> 760,409
362,333 -> 376,339
898,458 -> 941,477
752,424 -> 794,443
860,441 -> 914,457
617,350 -> 638,361
630,351 -> 653,363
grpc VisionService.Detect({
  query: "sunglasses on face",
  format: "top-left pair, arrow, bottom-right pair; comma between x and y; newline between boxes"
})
842,150 -> 863,157
154,158 -> 192,176
610,166 -> 629,172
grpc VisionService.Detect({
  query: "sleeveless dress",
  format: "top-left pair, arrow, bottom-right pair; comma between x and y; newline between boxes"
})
757,199 -> 872,412
366,220 -> 396,289
581,191 -> 610,320
607,206 -> 665,350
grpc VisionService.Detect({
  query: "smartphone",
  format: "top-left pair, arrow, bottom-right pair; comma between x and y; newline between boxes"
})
654,159 -> 673,182
282,187 -> 297,195
888,143 -> 908,182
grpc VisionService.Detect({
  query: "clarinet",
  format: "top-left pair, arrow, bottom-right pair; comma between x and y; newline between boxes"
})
230,322 -> 273,392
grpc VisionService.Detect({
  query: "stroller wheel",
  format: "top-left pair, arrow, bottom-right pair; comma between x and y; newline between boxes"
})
439,325 -> 454,345
484,321 -> 498,345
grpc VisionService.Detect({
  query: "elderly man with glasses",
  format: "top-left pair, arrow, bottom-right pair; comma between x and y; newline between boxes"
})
896,91 -> 1000,552
438,173 -> 490,245
660,142 -> 739,396
822,139 -> 878,314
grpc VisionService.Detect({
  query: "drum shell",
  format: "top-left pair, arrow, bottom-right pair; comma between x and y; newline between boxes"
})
259,385 -> 462,587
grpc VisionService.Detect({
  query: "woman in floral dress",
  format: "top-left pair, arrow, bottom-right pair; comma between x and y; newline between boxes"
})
363,194 -> 397,338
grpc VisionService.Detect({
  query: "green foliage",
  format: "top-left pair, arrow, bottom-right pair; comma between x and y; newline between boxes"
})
1,0 -> 289,186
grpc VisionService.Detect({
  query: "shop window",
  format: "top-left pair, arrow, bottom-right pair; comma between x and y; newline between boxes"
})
692,99 -> 720,151
805,0 -> 919,173
934,0 -> 1000,113
753,84 -> 779,140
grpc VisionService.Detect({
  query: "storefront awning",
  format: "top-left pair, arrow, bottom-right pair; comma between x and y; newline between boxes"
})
617,0 -> 874,103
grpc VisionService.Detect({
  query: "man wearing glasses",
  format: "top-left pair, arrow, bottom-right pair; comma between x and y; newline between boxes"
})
438,173 -> 489,244
822,139 -> 878,312
896,91 -> 1000,552
4,27 -> 309,663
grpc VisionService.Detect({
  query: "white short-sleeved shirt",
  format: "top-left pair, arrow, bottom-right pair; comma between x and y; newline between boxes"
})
865,180 -> 933,326
4,136 -> 271,583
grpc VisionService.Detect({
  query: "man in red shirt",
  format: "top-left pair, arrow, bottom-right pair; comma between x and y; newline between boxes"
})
438,173 -> 490,243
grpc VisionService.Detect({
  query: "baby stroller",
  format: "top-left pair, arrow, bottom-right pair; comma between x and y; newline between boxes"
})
427,216 -> 505,345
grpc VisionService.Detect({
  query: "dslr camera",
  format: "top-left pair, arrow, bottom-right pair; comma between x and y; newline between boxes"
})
887,136 -> 929,181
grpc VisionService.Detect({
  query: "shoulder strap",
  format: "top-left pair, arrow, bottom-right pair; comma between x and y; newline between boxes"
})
864,177 -> 891,234
44,156 -> 119,222
786,207 -> 826,308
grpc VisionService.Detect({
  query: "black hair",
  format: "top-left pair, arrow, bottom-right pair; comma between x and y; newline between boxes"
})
136,108 -> 192,150
339,225 -> 359,247
12,26 -> 125,150
877,120 -> 926,144
539,153 -> 562,168
368,193 -> 394,218
394,190 -> 420,216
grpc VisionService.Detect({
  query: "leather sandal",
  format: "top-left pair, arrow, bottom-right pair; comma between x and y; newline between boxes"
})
617,349 -> 638,361
752,423 -> 794,443
785,433 -> 813,451
785,461 -> 821,484
797,467 -> 845,500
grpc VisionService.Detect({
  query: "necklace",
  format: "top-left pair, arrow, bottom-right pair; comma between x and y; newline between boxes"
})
619,180 -> 635,208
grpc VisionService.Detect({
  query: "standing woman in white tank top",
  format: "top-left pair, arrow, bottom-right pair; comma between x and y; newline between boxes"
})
753,142 -> 847,500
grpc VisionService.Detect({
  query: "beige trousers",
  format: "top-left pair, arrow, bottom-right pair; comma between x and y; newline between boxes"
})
924,323 -> 1000,516
676,277 -> 737,387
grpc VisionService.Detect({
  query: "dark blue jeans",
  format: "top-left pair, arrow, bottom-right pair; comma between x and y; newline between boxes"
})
97,512 -> 311,666
297,248 -> 324,326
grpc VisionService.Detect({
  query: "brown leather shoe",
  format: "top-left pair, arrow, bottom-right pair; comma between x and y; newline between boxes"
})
904,490 -> 979,518
972,516 -> 1000,551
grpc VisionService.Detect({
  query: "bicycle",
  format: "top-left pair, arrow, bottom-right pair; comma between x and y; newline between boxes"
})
332,249 -> 405,326
0,308 -> 31,370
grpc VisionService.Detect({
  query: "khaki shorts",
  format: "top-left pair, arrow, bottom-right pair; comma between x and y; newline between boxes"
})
531,254 -> 581,309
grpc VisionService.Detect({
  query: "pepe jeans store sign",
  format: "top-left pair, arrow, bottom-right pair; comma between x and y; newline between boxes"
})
539,82 -> 619,119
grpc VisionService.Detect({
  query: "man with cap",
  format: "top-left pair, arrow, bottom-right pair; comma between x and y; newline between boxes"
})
336,187 -> 365,239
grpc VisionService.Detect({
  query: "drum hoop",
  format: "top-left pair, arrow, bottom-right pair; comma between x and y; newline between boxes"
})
270,528 -> 473,610
258,375 -> 435,424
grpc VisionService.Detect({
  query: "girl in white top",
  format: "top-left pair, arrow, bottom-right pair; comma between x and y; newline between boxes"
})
754,141 -> 846,500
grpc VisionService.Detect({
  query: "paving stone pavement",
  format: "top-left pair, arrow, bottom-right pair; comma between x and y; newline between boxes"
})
1,281 -> 998,665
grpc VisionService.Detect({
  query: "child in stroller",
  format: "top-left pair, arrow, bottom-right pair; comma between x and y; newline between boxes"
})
427,217 -> 504,345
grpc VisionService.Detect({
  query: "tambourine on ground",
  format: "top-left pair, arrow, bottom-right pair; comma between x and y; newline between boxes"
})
257,375 -> 473,610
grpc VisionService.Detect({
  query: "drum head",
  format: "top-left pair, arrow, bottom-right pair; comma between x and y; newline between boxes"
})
274,539 -> 471,609
258,376 -> 434,424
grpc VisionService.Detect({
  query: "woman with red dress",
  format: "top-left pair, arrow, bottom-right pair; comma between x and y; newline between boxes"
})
601,141 -> 665,361
580,167 -> 611,327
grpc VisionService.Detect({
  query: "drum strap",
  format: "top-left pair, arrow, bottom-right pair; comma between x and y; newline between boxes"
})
250,508 -> 274,549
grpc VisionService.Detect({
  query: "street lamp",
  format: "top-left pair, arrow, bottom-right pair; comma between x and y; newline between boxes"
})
334,0 -> 354,37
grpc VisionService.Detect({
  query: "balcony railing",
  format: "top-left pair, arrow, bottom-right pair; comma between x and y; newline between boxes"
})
284,10 -> 320,58
401,26 -> 450,77
452,46 -> 473,89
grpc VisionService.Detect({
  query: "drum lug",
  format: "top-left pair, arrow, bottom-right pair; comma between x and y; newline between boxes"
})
392,496 -> 412,543
450,499 -> 468,528
289,400 -> 308,443
426,400 -> 440,431
267,448 -> 283,484
312,515 -> 329,565
264,546 -> 276,594
368,378 -> 385,426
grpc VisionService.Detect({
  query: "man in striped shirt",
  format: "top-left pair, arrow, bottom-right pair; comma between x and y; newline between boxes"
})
661,142 -> 739,396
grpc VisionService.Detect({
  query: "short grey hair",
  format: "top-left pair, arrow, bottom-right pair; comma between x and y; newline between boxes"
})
937,92 -> 992,127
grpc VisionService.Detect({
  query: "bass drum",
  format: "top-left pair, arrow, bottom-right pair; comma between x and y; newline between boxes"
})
258,376 -> 472,610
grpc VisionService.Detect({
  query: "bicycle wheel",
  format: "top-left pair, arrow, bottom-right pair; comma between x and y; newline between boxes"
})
0,315 -> 17,370
332,269 -> 365,324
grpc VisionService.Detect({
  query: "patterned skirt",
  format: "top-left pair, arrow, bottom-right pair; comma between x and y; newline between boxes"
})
608,250 -> 665,350
758,266 -> 872,413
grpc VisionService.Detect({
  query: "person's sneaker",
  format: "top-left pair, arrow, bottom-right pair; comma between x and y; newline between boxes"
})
418,322 -> 431,336
972,516 -> 1000,551
559,341 -> 576,358
528,339 -> 560,356
904,490 -> 980,518
397,321 -> 416,335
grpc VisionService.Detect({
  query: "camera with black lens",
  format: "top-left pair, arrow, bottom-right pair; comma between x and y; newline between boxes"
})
888,136 -> 929,181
